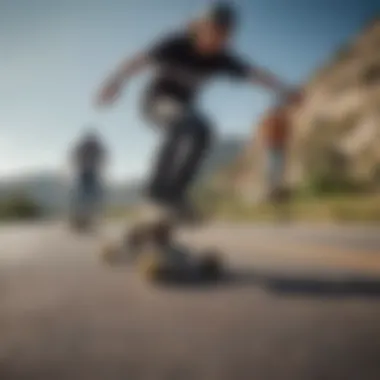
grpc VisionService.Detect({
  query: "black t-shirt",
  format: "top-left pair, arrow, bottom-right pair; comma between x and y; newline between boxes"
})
145,32 -> 251,106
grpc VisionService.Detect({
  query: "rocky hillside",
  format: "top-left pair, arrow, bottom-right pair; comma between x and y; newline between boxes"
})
218,17 -> 380,202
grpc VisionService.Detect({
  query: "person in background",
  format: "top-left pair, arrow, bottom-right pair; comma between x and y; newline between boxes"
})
261,96 -> 299,201
71,127 -> 107,219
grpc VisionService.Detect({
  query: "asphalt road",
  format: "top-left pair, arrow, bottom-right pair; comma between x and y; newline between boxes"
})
1,221 -> 380,380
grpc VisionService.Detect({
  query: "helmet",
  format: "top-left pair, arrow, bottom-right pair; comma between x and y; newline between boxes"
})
205,2 -> 238,31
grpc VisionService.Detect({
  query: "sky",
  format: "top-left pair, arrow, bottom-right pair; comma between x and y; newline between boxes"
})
1,0 -> 378,181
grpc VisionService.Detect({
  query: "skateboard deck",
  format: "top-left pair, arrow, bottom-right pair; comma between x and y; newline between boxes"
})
101,240 -> 223,283
137,244 -> 223,283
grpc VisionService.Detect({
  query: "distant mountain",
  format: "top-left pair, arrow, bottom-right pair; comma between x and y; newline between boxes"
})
0,172 -> 69,212
0,137 -> 244,213
0,172 -> 141,213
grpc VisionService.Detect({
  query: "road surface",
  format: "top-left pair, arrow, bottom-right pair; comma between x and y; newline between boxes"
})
1,222 -> 380,380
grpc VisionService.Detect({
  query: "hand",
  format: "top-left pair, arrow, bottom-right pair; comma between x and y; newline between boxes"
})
284,88 -> 303,106
95,78 -> 122,108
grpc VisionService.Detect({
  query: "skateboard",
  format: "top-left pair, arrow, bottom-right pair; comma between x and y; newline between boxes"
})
101,202 -> 223,283
102,237 -> 223,283
136,244 -> 222,283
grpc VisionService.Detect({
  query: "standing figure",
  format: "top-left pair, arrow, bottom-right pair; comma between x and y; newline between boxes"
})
70,128 -> 107,230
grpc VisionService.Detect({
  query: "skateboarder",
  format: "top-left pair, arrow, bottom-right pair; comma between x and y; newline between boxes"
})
95,2 -> 300,245
70,127 -> 107,225
262,100 -> 292,200
262,95 -> 302,203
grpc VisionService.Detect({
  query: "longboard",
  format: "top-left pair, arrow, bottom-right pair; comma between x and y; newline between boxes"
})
101,239 -> 223,283
101,201 -> 223,283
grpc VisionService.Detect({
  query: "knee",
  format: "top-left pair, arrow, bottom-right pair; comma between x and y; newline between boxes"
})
189,113 -> 213,150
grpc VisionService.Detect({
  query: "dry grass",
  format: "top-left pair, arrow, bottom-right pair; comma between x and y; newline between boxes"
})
208,194 -> 380,224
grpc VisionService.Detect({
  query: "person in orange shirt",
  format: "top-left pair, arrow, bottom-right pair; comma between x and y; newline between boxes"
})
261,98 -> 294,199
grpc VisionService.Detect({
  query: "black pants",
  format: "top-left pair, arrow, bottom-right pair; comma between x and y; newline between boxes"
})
76,170 -> 101,201
145,105 -> 212,205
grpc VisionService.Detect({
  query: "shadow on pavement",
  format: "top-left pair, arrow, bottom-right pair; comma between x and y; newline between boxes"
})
223,269 -> 380,298
260,274 -> 380,298
101,245 -> 380,298
159,264 -> 380,299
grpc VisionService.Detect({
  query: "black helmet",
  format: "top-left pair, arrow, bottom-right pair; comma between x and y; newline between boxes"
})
206,2 -> 238,31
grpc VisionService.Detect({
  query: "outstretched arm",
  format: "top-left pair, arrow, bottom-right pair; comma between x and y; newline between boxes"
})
223,54 -> 301,101
95,54 -> 150,107
249,65 -> 293,97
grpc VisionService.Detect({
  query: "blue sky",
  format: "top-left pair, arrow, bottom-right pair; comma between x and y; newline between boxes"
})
1,0 -> 377,180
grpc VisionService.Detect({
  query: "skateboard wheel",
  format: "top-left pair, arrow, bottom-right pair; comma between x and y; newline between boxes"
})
138,251 -> 167,281
151,221 -> 172,245
199,250 -> 222,279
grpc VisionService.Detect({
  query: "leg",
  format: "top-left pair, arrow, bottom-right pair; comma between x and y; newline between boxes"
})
145,123 -> 187,203
169,112 -> 213,201
74,172 -> 88,215
160,112 -> 212,224
268,148 -> 286,200
127,110 -> 211,249
123,123 -> 184,252
70,172 -> 90,229
82,171 -> 99,214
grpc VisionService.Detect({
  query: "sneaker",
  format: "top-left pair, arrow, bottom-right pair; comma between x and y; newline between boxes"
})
171,197 -> 203,226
